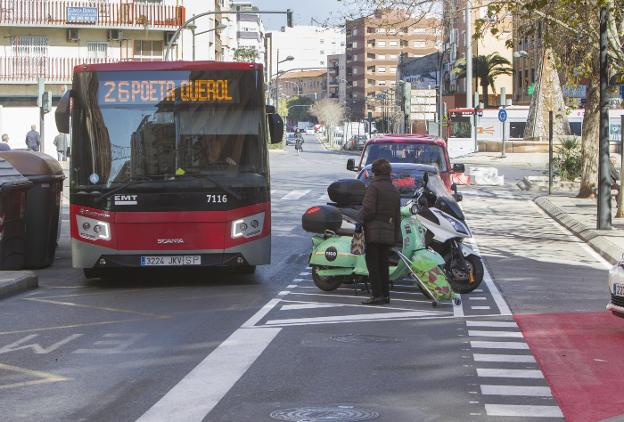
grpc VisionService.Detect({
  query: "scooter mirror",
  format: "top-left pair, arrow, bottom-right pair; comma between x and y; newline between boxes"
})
410,204 -> 419,215
423,172 -> 429,185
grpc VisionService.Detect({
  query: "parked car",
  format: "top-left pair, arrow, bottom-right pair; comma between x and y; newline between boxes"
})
284,132 -> 297,145
343,135 -> 368,151
346,134 -> 465,191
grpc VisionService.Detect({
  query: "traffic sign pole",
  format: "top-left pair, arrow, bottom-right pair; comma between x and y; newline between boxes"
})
499,88 -> 508,158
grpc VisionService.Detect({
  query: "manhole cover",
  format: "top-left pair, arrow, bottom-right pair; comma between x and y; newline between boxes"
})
270,406 -> 379,422
330,334 -> 403,344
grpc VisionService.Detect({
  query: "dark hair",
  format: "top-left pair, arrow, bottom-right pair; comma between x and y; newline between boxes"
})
372,158 -> 391,176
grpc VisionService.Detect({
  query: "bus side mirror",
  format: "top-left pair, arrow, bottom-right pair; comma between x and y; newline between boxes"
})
55,90 -> 72,134
266,105 -> 284,144
347,158 -> 355,171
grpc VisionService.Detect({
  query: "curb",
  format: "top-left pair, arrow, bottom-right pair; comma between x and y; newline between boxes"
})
0,271 -> 38,300
534,196 -> 622,264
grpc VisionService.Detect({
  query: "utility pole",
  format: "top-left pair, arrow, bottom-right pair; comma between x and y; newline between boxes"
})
598,6 -> 612,230
465,0 -> 475,151
37,78 -> 45,153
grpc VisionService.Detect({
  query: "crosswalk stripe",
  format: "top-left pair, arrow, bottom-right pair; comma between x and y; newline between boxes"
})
480,385 -> 552,397
469,297 -> 488,301
471,306 -> 491,310
281,190 -> 311,200
485,404 -> 563,418
466,321 -> 517,328
468,330 -> 522,338
471,341 -> 529,350
281,303 -> 346,311
265,310 -> 445,326
477,368 -> 544,379
473,353 -> 535,363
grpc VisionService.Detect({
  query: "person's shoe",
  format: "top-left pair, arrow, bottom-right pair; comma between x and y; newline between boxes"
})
383,296 -> 390,304
362,296 -> 386,305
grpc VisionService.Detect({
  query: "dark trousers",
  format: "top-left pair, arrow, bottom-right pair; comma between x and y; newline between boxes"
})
366,242 -> 390,298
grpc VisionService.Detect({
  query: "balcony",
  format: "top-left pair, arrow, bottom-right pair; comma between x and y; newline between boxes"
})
0,0 -> 185,30
0,56 -> 120,83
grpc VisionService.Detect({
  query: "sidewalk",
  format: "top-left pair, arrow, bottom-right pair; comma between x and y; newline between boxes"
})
458,151 -> 548,168
535,195 -> 624,264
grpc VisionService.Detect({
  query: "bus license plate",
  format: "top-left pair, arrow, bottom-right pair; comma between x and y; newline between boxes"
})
140,256 -> 201,266
614,283 -> 624,296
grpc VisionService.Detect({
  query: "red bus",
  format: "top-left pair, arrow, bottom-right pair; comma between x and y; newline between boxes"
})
55,61 -> 283,277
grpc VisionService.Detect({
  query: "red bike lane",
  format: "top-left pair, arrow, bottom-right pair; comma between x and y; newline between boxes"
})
516,311 -> 624,422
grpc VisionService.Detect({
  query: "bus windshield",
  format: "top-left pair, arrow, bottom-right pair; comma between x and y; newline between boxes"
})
71,69 -> 267,189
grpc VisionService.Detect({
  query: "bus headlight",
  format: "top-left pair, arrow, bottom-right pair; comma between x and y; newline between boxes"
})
231,212 -> 264,239
76,215 -> 111,241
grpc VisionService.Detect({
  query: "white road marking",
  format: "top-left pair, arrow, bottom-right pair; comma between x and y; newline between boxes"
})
470,341 -> 529,350
469,297 -> 487,301
265,310 -> 445,326
477,368 -> 544,379
473,353 -> 535,363
468,330 -> 522,338
480,385 -> 552,397
471,306 -> 491,310
465,237 -> 512,315
473,289 -> 484,293
241,298 -> 282,328
281,190 -> 311,200
485,404 -> 563,418
453,294 -> 465,318
286,291 -> 434,304
280,303 -> 346,311
466,321 -> 517,328
136,327 -> 281,422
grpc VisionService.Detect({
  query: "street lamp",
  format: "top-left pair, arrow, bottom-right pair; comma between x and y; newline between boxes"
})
190,22 -> 227,61
274,50 -> 294,106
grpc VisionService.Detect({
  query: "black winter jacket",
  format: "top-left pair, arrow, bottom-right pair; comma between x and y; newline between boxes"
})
360,175 -> 401,245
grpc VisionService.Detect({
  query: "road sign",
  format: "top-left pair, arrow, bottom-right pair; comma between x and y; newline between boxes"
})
498,108 -> 508,123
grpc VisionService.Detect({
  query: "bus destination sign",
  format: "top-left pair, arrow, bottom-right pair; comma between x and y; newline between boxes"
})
99,79 -> 237,105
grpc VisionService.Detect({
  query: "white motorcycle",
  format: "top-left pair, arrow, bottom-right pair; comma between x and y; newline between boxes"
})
409,173 -> 484,293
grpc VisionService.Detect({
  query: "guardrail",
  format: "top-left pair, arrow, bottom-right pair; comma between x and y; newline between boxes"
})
0,56 -> 115,83
0,0 -> 184,29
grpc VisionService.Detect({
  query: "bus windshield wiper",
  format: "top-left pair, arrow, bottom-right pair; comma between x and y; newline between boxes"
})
94,176 -> 153,203
180,170 -> 242,201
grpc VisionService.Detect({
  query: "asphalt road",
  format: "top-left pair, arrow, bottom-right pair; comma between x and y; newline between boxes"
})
0,135 -> 610,421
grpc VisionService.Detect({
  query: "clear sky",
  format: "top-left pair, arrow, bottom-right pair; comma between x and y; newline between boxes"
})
250,0 -> 348,30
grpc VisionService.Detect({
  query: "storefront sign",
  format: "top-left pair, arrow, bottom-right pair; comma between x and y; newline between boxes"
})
66,7 -> 98,24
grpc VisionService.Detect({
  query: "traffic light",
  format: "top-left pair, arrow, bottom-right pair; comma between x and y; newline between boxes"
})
41,91 -> 52,114
286,9 -> 293,27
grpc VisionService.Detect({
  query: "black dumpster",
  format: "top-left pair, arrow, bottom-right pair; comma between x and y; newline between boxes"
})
0,157 -> 32,270
0,151 -> 65,268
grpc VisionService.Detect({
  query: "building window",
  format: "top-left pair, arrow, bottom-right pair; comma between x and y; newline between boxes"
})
376,27 -> 386,33
377,41 -> 386,47
11,35 -> 48,57
389,67 -> 396,72
353,81 -> 358,87
389,54 -> 398,59
352,41 -> 358,48
390,81 -> 396,86
412,27 -> 427,33
320,39 -> 325,44
378,80 -> 386,86
87,42 -> 108,58
353,68 -> 359,75
413,41 -> 427,48
377,54 -> 385,60
377,66 -> 386,72
389,40 -> 398,47
133,40 -> 163,60
353,29 -> 358,36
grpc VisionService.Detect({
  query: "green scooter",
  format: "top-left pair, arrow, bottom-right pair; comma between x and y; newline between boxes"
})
302,179 -> 461,307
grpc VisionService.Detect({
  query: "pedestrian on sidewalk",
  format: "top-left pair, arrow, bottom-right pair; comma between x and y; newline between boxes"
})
360,158 -> 401,305
0,134 -> 11,151
611,156 -> 621,204
25,124 -> 40,152
53,133 -> 68,161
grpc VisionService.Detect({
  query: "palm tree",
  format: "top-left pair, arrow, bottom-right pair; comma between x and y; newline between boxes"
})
453,53 -> 513,107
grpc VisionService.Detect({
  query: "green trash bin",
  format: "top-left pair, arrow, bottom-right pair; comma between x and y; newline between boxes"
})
0,157 -> 32,270
0,151 -> 65,268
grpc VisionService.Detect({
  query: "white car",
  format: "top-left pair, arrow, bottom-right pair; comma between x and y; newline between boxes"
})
608,261 -> 624,316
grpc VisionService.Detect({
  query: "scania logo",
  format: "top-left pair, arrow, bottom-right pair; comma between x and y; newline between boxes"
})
157,238 -> 185,244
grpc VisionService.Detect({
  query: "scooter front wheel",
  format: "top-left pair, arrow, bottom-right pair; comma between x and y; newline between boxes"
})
312,266 -> 342,291
448,254 -> 484,294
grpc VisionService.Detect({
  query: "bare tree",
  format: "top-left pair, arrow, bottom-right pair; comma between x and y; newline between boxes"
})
310,99 -> 346,148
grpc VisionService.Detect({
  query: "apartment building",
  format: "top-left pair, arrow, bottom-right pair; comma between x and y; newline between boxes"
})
279,69 -> 327,100
512,18 -> 543,106
345,11 -> 440,120
442,0 -> 513,109
327,53 -> 346,103
232,2 -> 265,65
268,26 -> 345,74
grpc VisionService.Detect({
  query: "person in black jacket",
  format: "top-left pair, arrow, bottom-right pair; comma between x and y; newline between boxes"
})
360,159 -> 401,305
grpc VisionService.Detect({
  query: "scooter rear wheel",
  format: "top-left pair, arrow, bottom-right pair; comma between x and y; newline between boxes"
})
312,266 -> 342,291
448,254 -> 484,294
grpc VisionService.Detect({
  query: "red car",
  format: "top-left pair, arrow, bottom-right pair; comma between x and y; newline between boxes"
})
346,134 -> 465,191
